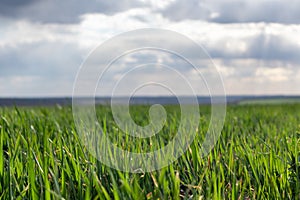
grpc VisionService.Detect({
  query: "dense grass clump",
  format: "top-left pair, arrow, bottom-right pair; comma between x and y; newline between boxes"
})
0,104 -> 300,199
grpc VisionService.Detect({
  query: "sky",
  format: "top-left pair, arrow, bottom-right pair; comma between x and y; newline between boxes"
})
0,0 -> 299,97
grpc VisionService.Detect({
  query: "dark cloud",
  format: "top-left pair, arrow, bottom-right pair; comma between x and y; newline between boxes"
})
0,0 -> 37,18
161,0 -> 300,24
0,0 -> 37,7
0,0 -> 143,23
2,0 -> 300,24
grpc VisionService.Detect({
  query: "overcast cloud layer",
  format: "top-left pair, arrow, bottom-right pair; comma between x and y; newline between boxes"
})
0,0 -> 299,96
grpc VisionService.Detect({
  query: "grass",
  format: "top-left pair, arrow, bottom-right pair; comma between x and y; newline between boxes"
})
0,104 -> 300,199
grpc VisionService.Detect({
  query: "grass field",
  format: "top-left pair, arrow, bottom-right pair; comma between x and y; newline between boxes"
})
1,104 -> 300,199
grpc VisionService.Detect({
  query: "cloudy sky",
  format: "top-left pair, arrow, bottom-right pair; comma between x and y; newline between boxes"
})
0,0 -> 299,97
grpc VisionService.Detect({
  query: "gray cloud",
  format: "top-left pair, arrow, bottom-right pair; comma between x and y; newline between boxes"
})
0,0 -> 37,7
161,0 -> 300,24
159,0 -> 211,21
0,41 -> 83,96
2,0 -> 300,24
247,34 -> 300,62
0,41 -> 81,80
0,0 -> 143,23
206,34 -> 300,65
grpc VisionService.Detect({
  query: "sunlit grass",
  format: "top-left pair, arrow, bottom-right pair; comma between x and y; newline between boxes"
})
0,104 -> 300,199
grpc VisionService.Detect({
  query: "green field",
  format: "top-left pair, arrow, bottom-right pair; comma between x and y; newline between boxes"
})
1,104 -> 300,199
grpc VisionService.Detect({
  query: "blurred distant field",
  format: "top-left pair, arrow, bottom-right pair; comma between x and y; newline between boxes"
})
239,98 -> 300,105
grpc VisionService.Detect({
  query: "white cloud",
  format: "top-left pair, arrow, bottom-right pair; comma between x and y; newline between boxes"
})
255,67 -> 293,82
77,9 -> 170,50
140,0 -> 176,9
